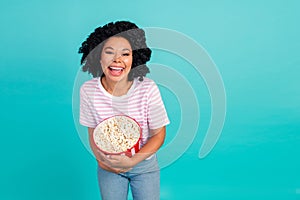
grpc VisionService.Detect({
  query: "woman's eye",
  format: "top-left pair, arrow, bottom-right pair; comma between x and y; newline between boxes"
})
105,51 -> 114,55
122,53 -> 130,56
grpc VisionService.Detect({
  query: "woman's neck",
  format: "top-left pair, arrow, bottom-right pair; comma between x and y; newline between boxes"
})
101,76 -> 133,96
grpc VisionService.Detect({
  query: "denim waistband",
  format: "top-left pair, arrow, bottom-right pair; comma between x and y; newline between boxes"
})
124,154 -> 159,175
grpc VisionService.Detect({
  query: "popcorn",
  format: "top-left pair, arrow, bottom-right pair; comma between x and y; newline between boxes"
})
93,116 -> 141,154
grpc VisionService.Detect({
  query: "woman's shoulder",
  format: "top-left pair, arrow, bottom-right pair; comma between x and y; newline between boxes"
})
133,77 -> 160,97
80,78 -> 99,91
135,77 -> 156,87
134,77 -> 157,92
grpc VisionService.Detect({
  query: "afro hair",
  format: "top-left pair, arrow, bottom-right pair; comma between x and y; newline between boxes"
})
78,21 -> 151,81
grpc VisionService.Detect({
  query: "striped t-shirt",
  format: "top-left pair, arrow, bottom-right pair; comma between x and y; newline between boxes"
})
80,77 -> 170,146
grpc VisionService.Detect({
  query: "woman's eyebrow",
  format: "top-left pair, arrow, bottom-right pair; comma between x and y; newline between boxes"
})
103,47 -> 131,51
122,48 -> 132,51
104,47 -> 114,50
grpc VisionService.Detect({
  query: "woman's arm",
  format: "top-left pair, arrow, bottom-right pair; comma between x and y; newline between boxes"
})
131,126 -> 166,166
88,128 -> 131,173
98,126 -> 166,169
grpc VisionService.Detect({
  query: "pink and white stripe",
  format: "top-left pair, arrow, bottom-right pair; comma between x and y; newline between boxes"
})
80,77 -> 170,146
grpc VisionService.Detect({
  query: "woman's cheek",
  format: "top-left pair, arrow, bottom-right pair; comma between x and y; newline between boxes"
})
124,58 -> 133,67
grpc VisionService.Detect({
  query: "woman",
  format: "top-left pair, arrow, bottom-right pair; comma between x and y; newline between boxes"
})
78,21 -> 169,200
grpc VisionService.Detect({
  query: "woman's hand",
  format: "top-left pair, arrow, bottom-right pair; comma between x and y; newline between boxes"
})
97,158 -> 132,174
98,126 -> 167,171
97,150 -> 133,171
88,127 -> 131,174
88,126 -> 166,173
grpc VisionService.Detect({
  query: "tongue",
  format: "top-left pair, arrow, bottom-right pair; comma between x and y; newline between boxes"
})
110,69 -> 123,76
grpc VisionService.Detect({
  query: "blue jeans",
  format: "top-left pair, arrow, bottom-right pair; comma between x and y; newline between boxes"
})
97,154 -> 160,200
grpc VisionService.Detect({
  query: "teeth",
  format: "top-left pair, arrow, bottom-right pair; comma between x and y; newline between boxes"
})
109,67 -> 123,71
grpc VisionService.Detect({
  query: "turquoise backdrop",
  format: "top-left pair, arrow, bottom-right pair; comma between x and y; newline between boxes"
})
0,0 -> 299,199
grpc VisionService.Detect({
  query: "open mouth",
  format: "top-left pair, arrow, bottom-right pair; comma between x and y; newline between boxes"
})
108,66 -> 124,71
108,66 -> 124,76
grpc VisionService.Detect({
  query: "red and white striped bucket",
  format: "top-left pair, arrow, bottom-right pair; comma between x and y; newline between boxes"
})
92,115 -> 142,157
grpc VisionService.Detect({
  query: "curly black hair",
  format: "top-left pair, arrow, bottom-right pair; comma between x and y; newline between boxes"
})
78,21 -> 151,81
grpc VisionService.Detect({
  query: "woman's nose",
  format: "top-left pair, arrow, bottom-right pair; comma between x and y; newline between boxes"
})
113,52 -> 122,62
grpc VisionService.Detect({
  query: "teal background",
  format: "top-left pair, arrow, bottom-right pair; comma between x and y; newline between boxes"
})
1,0 -> 299,199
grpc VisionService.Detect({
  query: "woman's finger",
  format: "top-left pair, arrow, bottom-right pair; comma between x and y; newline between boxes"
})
97,150 -> 105,158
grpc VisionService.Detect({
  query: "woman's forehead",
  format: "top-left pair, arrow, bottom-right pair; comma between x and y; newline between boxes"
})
103,36 -> 132,50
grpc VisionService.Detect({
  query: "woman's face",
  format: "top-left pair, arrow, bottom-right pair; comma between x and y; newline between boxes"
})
100,36 -> 133,83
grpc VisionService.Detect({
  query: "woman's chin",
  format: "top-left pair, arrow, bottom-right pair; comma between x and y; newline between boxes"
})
105,74 -> 127,83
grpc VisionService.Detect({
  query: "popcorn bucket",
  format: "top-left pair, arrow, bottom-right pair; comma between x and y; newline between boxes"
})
92,115 -> 142,157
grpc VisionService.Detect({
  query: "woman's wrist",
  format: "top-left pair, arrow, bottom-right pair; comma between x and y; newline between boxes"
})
130,152 -> 152,166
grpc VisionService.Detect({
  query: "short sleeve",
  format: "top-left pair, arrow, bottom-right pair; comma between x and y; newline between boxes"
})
79,86 -> 97,128
147,83 -> 170,130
